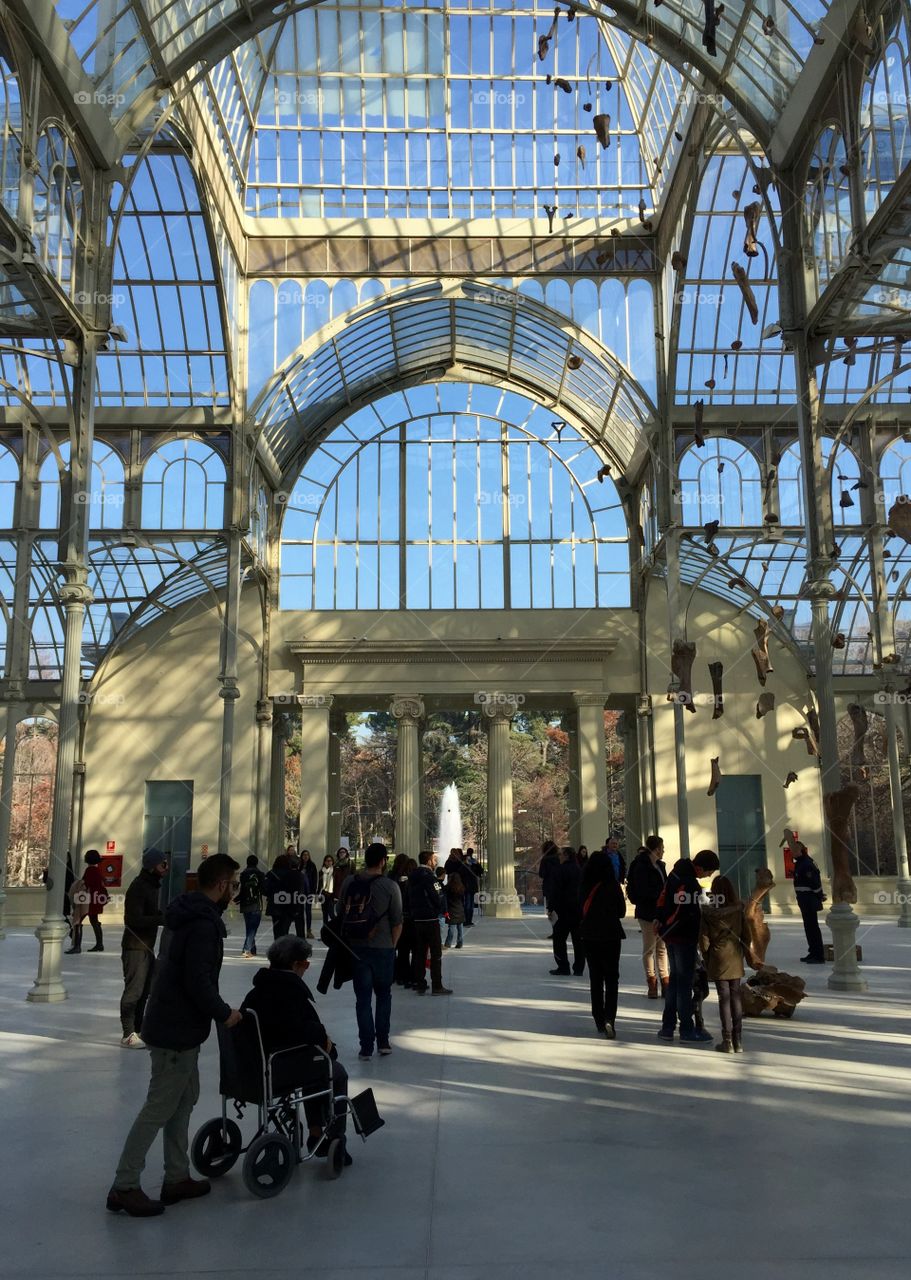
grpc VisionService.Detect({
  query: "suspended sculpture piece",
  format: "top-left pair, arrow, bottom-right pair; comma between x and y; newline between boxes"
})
707,756 -> 721,796
671,250 -> 687,272
824,784 -> 860,903
731,262 -> 759,323
751,619 -> 774,684
846,703 -> 869,771
784,770 -> 798,787
701,0 -> 720,55
567,354 -> 583,370
791,726 -> 819,756
708,661 -> 724,719
886,497 -> 911,543
756,691 -> 775,718
743,867 -> 775,966
671,639 -> 697,713
742,202 -> 761,257
593,113 -> 611,148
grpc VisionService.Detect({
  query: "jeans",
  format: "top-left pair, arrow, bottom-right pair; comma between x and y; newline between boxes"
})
639,919 -> 669,980
242,911 -> 261,953
716,979 -> 743,1041
552,912 -> 584,973
463,893 -> 474,926
662,940 -> 698,1035
413,920 -> 443,990
113,1046 -> 200,1190
120,949 -> 155,1037
584,938 -> 621,1029
445,921 -> 464,946
321,895 -> 336,925
798,894 -> 825,960
351,946 -> 395,1053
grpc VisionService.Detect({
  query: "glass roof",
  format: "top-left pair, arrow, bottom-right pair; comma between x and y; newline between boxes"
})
252,281 -> 656,477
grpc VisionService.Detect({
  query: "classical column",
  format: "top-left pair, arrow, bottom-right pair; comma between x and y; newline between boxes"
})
574,694 -> 610,854
254,699 -> 273,862
882,687 -> 911,928
269,709 -> 291,860
29,578 -> 93,1003
327,708 -> 346,853
0,701 -> 20,940
618,710 -> 642,850
636,694 -> 657,838
562,710 -> 581,847
298,694 -> 332,856
217,532 -> 243,853
390,696 -> 424,858
482,699 -> 522,918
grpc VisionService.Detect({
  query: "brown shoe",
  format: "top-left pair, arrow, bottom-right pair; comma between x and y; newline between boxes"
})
660,976 -> 670,995
160,1177 -> 211,1205
647,976 -> 659,999
106,1187 -> 165,1217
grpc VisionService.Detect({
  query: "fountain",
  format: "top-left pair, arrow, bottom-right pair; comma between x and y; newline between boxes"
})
436,782 -> 463,857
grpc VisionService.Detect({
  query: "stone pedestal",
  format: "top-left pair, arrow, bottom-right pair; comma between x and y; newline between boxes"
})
483,700 -> 522,918
826,903 -> 868,992
28,919 -> 70,1003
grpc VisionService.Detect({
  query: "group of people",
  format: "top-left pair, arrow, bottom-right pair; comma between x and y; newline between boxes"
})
538,833 -> 828,1050
234,845 -> 357,954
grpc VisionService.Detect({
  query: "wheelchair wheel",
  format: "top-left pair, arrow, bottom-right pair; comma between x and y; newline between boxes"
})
191,1118 -> 242,1178
242,1132 -> 295,1198
324,1137 -> 345,1181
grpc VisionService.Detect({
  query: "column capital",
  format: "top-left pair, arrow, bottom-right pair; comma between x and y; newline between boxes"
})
636,693 -> 653,718
218,676 -> 241,701
59,581 -> 94,608
480,694 -> 520,722
573,692 -> 607,708
298,693 -> 333,712
255,699 -> 273,724
390,695 -> 425,723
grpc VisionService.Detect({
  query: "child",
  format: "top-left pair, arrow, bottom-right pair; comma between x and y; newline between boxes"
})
444,872 -> 466,949
699,875 -> 754,1053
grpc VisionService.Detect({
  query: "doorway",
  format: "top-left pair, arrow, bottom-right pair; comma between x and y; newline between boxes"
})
713,775 -> 768,905
143,780 -> 194,902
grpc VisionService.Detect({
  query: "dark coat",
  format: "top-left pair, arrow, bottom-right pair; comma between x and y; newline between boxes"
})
121,868 -> 164,953
316,921 -> 355,993
141,892 -> 232,1051
299,860 -> 318,899
626,850 -> 667,921
445,875 -> 466,924
332,858 -> 354,896
551,858 -> 583,919
236,867 -> 266,913
265,864 -> 302,920
445,857 -> 477,897
538,851 -> 560,901
579,866 -> 627,943
83,864 -> 109,915
241,968 -> 329,1053
409,864 -> 445,921
793,853 -> 824,909
656,860 -> 704,945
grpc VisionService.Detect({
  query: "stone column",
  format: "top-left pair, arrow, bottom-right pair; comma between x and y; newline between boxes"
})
298,694 -> 332,857
574,694 -> 610,855
883,687 -> 911,928
390,696 -> 424,858
636,694 -> 657,838
254,699 -> 273,862
217,531 -> 243,853
562,710 -> 581,847
29,578 -> 93,1003
618,710 -> 642,850
269,710 -> 291,860
327,708 -> 346,853
482,699 -> 521,918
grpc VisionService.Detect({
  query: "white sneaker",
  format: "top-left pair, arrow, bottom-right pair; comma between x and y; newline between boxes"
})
121,1033 -> 146,1049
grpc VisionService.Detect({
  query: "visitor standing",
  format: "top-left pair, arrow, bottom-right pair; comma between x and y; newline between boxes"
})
549,846 -> 585,976
576,844 -> 590,867
656,849 -> 720,1044
106,853 -> 242,1217
626,836 -> 670,999
120,850 -> 168,1048
319,853 -> 337,924
265,853 -> 301,939
235,854 -> 266,957
409,850 -> 452,995
394,856 -> 417,986
793,843 -> 826,964
603,835 -> 627,884
299,849 -> 318,938
66,849 -> 109,954
444,872 -> 466,948
538,840 -> 560,940
332,846 -> 354,898
338,842 -> 403,1059
579,851 -> 627,1037
700,875 -> 754,1052
463,848 -> 480,927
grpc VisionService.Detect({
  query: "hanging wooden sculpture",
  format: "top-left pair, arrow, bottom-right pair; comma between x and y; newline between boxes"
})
742,202 -> 761,257
671,639 -> 697,713
708,661 -> 724,719
756,691 -> 776,718
846,703 -> 869,773
824,785 -> 860,903
886,497 -> 911,543
731,262 -> 759,323
751,619 -> 774,684
707,757 -> 722,796
593,114 -> 611,148
784,771 -> 798,787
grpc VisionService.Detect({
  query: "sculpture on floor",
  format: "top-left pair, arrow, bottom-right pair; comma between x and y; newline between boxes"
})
743,867 -> 774,966
740,859 -> 808,1018
823,784 -> 860,904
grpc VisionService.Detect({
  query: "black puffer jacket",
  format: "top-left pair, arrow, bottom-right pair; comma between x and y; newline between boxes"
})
656,859 -> 704,945
121,868 -> 164,953
626,850 -> 667,921
241,968 -> 328,1053
141,892 -> 232,1051
579,854 -> 627,943
409,864 -> 444,921
551,857 -> 583,919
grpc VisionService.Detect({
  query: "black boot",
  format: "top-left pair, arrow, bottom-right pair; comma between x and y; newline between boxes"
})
65,924 -> 83,955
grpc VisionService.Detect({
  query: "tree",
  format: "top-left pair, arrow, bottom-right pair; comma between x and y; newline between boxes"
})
2,719 -> 58,886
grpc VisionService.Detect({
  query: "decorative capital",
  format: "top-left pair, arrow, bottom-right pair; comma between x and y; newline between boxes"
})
59,581 -> 94,607
636,693 -> 653,718
255,699 -> 273,724
298,693 -> 333,712
218,677 -> 241,701
573,692 -> 607,708
480,696 -> 518,723
390,695 -> 425,723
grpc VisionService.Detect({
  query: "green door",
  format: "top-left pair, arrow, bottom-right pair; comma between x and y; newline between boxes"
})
713,775 -> 767,905
143,780 -> 194,903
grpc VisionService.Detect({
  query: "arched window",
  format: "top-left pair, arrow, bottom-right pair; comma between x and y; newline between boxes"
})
251,484 -> 269,562
778,438 -> 861,527
2,717 -> 58,887
0,443 -> 18,526
879,437 -> 911,505
0,42 -> 21,218
141,438 -> 226,529
37,441 -> 125,530
678,438 -> 763,527
805,126 -> 852,299
280,383 -> 629,610
32,126 -> 82,295
860,22 -> 911,219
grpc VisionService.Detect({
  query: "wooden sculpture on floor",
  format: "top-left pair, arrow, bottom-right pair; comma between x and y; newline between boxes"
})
743,867 -> 775,967
740,849 -> 808,1018
823,783 -> 860,904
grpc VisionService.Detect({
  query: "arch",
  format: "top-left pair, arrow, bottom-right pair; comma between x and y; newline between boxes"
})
250,280 -> 657,488
805,125 -> 852,300
677,437 -> 763,527
141,437 -> 227,529
37,441 -> 125,531
860,13 -> 911,219
778,437 -> 861,528
1,716 -> 58,887
0,441 -> 19,526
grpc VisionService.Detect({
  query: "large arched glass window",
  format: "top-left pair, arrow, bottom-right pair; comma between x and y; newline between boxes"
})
141,438 -> 226,529
805,126 -> 852,299
2,716 -> 58,886
779,438 -> 861,527
860,18 -> 911,219
32,125 -> 82,295
38,441 -> 125,530
0,41 -> 21,218
879,437 -> 911,505
677,438 -> 763,527
280,383 -> 629,610
0,443 -> 18,526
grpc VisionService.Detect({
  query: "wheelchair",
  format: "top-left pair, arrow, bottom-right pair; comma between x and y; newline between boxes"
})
190,1009 -> 384,1199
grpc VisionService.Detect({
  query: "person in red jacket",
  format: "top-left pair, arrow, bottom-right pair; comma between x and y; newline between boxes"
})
67,849 -> 109,954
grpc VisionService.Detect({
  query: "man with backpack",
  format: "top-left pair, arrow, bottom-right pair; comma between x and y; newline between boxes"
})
337,842 -> 403,1060
655,848 -> 720,1044
236,854 -> 267,958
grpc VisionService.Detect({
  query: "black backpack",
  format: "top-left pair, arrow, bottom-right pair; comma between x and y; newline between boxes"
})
238,869 -> 264,912
339,875 -> 388,943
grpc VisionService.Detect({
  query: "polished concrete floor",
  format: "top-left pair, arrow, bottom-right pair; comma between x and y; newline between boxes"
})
1,909 -> 910,1280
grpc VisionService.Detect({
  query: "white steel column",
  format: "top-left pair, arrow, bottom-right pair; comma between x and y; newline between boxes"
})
390,696 -> 424,858
574,693 -> 610,855
482,699 -> 521,918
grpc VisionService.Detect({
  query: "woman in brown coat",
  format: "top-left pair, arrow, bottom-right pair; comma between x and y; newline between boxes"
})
699,876 -> 755,1054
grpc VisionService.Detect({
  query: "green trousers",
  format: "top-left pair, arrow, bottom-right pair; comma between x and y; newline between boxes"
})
113,1046 -> 200,1191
